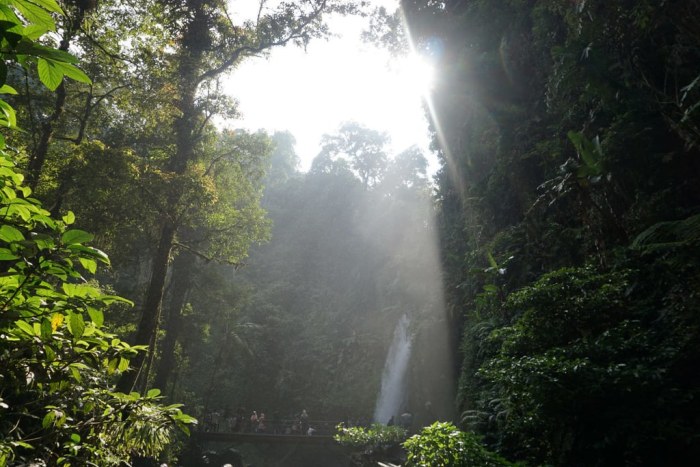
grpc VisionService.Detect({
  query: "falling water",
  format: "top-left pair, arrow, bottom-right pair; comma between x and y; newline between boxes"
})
373,314 -> 413,424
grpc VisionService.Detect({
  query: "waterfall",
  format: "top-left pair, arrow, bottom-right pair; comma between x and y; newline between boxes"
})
373,314 -> 413,424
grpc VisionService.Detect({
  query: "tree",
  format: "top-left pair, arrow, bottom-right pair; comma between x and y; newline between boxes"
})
265,131 -> 300,186
150,128 -> 273,395
381,145 -> 428,192
318,121 -> 389,188
186,119 -> 454,423
0,2 -> 193,464
118,0 -> 368,394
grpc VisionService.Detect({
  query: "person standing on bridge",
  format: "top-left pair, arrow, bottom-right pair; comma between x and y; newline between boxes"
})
257,412 -> 266,433
300,409 -> 309,435
249,410 -> 258,433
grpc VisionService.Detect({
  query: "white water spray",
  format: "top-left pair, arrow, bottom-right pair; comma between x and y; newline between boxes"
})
373,314 -> 413,423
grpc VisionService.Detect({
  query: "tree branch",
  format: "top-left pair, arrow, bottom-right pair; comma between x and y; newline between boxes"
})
194,0 -> 328,86
173,241 -> 244,267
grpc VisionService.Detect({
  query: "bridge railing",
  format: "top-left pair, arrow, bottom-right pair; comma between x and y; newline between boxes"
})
200,418 -> 349,437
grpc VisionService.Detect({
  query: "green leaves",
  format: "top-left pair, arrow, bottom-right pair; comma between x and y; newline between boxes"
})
567,131 -> 604,179
14,319 -> 34,336
334,423 -> 407,451
0,147 -> 194,463
0,2 -> 197,464
0,98 -> 17,127
61,229 -> 93,245
67,312 -> 85,338
0,84 -> 17,94
0,0 -> 89,92
37,58 -> 91,91
61,211 -> 75,225
13,0 -> 55,32
0,224 -> 24,242
36,57 -> 62,90
25,0 -> 62,15
403,422 -> 513,467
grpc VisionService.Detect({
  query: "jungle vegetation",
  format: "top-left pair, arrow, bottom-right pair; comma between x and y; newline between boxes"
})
1,0 -> 699,466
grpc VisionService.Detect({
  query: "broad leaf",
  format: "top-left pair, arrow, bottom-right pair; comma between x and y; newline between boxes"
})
55,61 -> 91,85
87,307 -> 103,327
15,319 -> 34,336
37,57 -> 63,91
16,41 -> 78,62
62,211 -> 75,225
79,257 -> 97,274
0,247 -> 19,260
67,312 -> 85,339
13,0 -> 55,32
27,0 -> 63,14
0,225 -> 24,242
61,229 -> 93,245
40,317 -> 52,339
0,99 -> 17,127
0,84 -> 17,94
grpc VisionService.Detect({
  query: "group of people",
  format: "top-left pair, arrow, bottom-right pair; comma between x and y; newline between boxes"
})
248,410 -> 267,433
202,408 -> 315,435
202,408 -> 253,433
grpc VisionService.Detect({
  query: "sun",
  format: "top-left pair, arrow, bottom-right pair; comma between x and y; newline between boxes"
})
393,53 -> 436,97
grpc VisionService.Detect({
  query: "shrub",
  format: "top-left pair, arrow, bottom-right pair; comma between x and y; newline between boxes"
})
403,422 -> 513,467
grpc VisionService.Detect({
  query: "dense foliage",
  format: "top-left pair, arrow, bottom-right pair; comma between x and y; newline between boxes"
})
0,148 -> 194,465
335,421 -> 511,467
334,422 -> 407,451
4,0 -> 699,464
399,0 -> 700,464
0,2 -> 194,464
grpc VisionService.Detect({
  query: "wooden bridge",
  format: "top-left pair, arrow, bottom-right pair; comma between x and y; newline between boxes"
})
193,431 -> 336,445
193,419 -> 344,445
191,422 -> 350,467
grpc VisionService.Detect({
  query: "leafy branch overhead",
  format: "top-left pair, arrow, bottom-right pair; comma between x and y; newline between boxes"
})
0,0 -> 91,92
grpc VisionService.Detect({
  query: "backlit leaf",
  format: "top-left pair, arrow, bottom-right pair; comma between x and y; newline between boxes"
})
15,319 -> 34,336
87,307 -> 103,327
40,318 -> 52,339
61,229 -> 93,245
0,84 -> 17,94
55,62 -> 91,85
28,0 -> 63,14
14,0 -> 55,31
68,312 -> 85,339
37,58 -> 63,91
62,211 -> 75,225
0,225 -> 24,243
79,257 -> 97,274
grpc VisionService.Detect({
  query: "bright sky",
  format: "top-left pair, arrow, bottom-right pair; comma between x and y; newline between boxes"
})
222,0 -> 436,172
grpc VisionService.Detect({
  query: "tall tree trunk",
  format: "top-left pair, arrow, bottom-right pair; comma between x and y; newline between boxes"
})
116,222 -> 177,393
116,0 -> 205,393
153,252 -> 196,392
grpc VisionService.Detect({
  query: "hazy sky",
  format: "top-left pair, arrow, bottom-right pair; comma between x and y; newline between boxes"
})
222,0 -> 436,172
